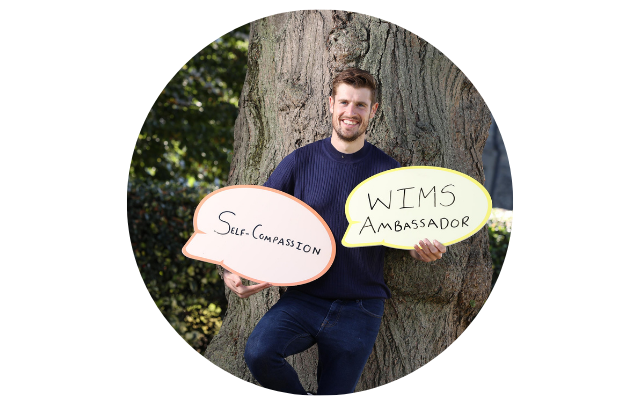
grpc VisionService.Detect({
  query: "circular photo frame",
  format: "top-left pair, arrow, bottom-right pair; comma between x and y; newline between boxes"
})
127,9 -> 513,395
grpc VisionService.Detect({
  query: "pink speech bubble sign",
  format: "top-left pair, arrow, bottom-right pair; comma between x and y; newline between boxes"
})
182,185 -> 336,286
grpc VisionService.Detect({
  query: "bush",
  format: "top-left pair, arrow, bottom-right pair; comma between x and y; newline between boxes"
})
127,179 -> 226,354
487,209 -> 512,288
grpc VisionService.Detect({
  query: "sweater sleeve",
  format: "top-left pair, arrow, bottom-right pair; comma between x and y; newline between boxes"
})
263,151 -> 296,194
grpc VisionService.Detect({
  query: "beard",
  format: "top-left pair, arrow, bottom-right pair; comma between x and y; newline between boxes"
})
335,128 -> 364,143
332,114 -> 368,143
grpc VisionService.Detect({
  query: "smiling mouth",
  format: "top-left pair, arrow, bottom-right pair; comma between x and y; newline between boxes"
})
341,118 -> 360,126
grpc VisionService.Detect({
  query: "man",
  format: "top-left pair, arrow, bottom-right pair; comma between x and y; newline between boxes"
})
222,68 -> 446,395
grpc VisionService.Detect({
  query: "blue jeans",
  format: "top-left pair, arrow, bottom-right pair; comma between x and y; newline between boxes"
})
244,289 -> 385,395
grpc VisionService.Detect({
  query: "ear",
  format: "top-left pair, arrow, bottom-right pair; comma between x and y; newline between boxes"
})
329,96 -> 334,114
370,102 -> 379,117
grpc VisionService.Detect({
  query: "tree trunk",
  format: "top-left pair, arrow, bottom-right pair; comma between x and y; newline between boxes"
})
204,10 -> 493,392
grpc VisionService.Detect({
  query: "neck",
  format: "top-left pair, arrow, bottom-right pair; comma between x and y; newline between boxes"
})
330,131 -> 366,154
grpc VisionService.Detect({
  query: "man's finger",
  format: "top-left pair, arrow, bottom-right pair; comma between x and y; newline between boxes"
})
421,238 -> 438,254
244,282 -> 272,293
236,282 -> 272,298
223,271 -> 249,297
419,240 -> 437,259
418,239 -> 433,255
229,282 -> 241,295
414,244 -> 433,262
433,239 -> 447,253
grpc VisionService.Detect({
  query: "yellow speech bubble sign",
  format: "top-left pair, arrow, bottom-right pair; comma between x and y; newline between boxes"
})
343,167 -> 492,249
183,185 -> 336,286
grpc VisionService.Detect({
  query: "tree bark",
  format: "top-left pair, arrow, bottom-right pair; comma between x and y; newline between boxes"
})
204,10 -> 493,392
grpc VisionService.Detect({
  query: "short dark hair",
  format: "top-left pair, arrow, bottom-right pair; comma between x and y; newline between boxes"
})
331,68 -> 378,105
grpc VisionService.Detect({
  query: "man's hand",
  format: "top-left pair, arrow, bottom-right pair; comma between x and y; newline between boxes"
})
410,238 -> 446,263
222,270 -> 272,298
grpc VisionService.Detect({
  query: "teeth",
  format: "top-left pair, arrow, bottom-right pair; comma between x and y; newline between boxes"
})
343,120 -> 358,125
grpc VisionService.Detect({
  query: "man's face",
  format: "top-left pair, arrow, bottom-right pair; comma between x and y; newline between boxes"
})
329,83 -> 379,143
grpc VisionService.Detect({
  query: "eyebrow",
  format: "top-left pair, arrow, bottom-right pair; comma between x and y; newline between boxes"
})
337,98 -> 369,107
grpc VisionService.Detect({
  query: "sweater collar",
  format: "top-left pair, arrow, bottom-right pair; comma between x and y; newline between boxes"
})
322,137 -> 372,163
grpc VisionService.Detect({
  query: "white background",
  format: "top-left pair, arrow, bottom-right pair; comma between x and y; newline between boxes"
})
2,1 -> 638,404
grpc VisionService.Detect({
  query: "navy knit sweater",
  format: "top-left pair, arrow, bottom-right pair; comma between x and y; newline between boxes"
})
264,137 -> 400,300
